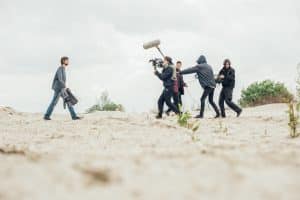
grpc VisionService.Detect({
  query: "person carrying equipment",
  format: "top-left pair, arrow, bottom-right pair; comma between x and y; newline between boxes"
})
154,56 -> 180,119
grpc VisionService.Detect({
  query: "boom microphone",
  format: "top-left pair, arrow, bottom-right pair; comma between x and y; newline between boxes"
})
143,40 -> 161,50
143,39 -> 165,57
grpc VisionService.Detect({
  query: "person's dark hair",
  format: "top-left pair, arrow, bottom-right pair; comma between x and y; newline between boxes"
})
60,56 -> 69,65
176,61 -> 182,65
164,56 -> 173,65
223,59 -> 231,67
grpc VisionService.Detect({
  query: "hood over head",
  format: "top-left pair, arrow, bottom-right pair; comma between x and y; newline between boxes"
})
197,55 -> 207,64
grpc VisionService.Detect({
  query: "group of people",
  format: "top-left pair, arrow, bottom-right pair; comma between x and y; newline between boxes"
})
154,55 -> 242,119
43,55 -> 242,121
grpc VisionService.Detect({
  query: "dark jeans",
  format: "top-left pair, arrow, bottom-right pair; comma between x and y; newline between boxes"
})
167,92 -> 180,113
158,87 -> 180,116
200,87 -> 220,117
45,91 -> 77,119
219,87 -> 242,117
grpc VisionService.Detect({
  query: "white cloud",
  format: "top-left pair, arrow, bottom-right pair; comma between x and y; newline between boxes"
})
0,0 -> 299,113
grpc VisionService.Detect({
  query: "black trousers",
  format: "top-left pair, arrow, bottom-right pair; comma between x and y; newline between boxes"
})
158,88 -> 180,115
219,87 -> 241,117
200,87 -> 220,117
166,92 -> 181,113
178,92 -> 183,106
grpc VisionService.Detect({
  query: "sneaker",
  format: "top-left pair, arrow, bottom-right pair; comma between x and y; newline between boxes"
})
194,115 -> 203,119
72,116 -> 83,120
44,116 -> 51,121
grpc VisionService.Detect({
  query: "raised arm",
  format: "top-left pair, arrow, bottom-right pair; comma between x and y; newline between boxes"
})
155,67 -> 173,81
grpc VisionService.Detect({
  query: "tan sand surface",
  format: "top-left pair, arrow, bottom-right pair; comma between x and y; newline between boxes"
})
0,104 -> 299,200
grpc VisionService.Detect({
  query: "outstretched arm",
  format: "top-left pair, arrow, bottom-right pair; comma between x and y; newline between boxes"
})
180,66 -> 199,75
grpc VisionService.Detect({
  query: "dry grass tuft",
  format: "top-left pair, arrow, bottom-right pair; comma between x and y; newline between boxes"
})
288,102 -> 300,138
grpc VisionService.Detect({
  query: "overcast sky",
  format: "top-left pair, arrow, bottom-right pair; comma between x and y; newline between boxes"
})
0,0 -> 299,113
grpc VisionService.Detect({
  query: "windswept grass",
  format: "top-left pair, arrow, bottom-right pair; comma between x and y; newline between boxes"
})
288,102 -> 300,138
177,110 -> 200,142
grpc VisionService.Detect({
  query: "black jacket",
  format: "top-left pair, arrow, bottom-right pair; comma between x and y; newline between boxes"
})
61,88 -> 78,109
218,67 -> 236,88
180,55 -> 216,89
155,66 -> 174,89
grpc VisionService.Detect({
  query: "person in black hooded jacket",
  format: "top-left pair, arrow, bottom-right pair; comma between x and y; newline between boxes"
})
154,56 -> 180,119
217,59 -> 242,118
180,55 -> 220,118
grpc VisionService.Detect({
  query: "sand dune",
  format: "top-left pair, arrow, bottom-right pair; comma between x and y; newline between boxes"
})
0,104 -> 299,200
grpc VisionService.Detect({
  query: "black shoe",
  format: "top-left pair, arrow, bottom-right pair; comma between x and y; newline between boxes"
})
215,114 -> 220,119
156,114 -> 163,119
72,116 -> 83,120
44,116 -> 51,121
237,110 -> 242,117
165,111 -> 171,116
194,115 -> 203,119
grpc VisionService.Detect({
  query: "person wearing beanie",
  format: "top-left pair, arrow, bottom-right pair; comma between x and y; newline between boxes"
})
180,55 -> 220,118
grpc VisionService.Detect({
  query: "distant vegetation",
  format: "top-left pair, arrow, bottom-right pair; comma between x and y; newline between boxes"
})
239,80 -> 293,107
86,91 -> 124,113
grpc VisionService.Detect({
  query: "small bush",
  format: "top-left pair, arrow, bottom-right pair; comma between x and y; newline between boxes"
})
239,80 -> 293,107
86,91 -> 124,113
177,112 -> 192,127
177,111 -> 200,142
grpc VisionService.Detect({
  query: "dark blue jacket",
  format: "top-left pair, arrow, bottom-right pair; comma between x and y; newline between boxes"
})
155,65 -> 174,89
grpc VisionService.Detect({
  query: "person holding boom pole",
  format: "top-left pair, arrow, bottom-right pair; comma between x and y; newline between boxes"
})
154,56 -> 180,119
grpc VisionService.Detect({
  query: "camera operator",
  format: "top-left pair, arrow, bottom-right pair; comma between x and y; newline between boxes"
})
217,59 -> 242,118
154,56 -> 180,119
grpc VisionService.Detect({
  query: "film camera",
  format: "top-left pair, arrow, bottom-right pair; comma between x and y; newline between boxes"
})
149,58 -> 164,68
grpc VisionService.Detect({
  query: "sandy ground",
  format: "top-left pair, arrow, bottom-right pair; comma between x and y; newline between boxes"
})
0,104 -> 299,200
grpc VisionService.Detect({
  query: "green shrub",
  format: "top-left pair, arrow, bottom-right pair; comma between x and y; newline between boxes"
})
239,80 -> 293,107
177,112 -> 192,127
86,91 -> 124,113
